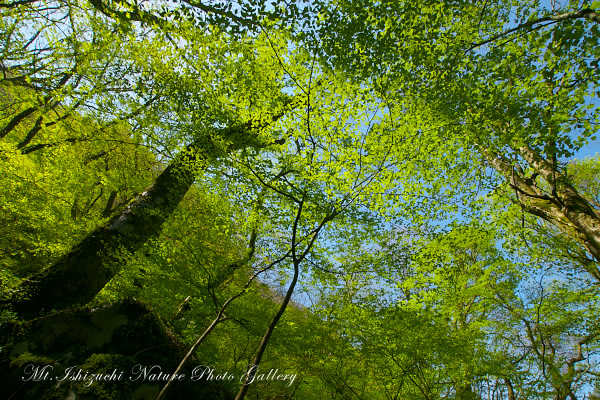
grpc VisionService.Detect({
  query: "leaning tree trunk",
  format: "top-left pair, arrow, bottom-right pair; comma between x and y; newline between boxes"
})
2,124 -> 282,320
483,144 -> 600,282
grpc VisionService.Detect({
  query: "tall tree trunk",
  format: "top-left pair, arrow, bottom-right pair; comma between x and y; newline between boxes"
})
2,125 -> 279,319
235,198 -> 337,400
503,377 -> 516,400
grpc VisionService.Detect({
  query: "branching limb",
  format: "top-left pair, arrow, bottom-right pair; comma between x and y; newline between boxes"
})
468,8 -> 600,52
156,249 -> 288,400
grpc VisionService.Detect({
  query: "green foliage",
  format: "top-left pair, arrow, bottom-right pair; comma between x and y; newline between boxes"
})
0,105 -> 155,280
2,0 -> 600,399
567,155 -> 600,207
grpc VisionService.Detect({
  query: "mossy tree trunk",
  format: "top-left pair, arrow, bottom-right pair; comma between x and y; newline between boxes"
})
3,125 -> 281,319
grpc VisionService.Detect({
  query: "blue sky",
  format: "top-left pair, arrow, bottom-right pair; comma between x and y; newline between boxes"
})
575,138 -> 600,158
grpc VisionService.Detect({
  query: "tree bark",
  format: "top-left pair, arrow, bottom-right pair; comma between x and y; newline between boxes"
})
482,145 -> 600,282
2,125 -> 279,319
235,197 -> 337,400
503,377 -> 516,400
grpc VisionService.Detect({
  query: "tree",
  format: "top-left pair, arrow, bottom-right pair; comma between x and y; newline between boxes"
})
4,1 -> 600,399
314,0 -> 600,277
2,3 -> 403,399
0,0 -> 303,318
305,202 -> 600,400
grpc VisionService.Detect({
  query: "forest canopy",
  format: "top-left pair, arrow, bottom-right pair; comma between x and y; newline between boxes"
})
1,0 -> 599,399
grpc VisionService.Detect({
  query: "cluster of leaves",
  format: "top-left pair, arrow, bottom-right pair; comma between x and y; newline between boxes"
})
309,206 -> 599,399
2,0 -> 600,399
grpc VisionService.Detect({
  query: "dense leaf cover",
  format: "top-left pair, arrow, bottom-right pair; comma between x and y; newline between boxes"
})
1,0 -> 599,399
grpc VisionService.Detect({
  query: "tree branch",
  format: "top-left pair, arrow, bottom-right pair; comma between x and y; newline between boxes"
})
468,8 -> 600,51
156,249 -> 286,400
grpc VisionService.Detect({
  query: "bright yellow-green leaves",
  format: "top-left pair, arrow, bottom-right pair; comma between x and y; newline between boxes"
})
3,0 -> 600,399
0,101 -> 156,282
